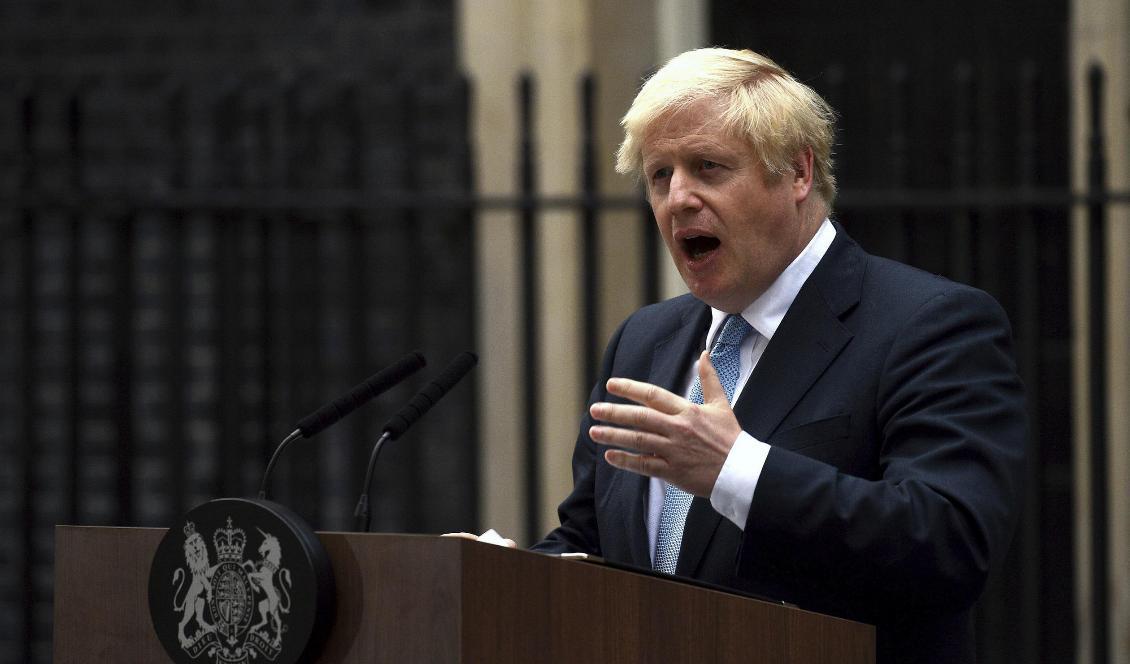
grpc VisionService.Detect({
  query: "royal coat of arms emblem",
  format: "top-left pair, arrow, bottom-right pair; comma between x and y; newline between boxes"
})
172,517 -> 293,663
149,497 -> 335,664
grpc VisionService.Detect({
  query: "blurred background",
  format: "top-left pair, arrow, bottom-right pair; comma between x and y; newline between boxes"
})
1,1 -> 1127,662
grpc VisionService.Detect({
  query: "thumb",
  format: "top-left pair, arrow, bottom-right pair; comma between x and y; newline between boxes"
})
697,350 -> 729,406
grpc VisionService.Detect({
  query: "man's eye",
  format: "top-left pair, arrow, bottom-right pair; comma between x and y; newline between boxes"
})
702,160 -> 719,170
652,167 -> 672,181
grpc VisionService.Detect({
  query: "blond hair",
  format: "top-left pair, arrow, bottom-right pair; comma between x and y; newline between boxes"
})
616,48 -> 837,206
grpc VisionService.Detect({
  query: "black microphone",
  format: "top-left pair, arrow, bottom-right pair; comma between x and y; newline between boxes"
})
296,351 -> 427,437
257,351 -> 426,500
353,351 -> 478,532
383,351 -> 478,440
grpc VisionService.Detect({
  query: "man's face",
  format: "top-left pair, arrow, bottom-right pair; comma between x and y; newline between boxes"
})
641,99 -> 819,314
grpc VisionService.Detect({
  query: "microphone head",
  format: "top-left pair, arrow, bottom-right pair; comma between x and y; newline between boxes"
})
295,351 -> 426,438
436,351 -> 478,389
383,351 -> 478,439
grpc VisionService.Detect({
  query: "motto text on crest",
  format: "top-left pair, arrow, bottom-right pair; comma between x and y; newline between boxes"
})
171,518 -> 293,663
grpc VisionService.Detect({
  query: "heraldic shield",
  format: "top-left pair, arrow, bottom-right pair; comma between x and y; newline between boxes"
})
149,498 -> 335,664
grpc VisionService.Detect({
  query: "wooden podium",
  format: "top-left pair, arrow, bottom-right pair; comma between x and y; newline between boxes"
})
54,525 -> 874,663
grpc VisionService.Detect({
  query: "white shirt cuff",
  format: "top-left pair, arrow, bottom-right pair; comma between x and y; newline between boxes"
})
709,432 -> 771,530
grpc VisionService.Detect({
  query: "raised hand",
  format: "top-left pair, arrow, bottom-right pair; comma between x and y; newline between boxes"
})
589,350 -> 742,496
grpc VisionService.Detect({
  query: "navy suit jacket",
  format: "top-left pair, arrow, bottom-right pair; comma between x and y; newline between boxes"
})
533,226 -> 1027,664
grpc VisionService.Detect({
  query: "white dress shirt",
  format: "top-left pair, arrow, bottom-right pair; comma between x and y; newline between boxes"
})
646,218 -> 836,563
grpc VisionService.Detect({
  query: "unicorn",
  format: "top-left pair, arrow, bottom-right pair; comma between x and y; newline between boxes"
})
245,529 -> 292,647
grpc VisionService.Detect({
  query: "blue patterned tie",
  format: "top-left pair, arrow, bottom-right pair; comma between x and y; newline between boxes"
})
653,314 -> 753,574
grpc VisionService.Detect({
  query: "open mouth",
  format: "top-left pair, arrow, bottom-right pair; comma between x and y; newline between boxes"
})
682,235 -> 721,260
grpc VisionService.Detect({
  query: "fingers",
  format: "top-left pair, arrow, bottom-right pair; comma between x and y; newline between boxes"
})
589,401 -> 675,435
440,532 -> 480,541
605,377 -> 686,414
604,448 -> 670,477
589,424 -> 667,454
593,367 -> 738,495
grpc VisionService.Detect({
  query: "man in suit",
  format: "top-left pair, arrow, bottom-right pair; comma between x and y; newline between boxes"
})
530,48 -> 1026,664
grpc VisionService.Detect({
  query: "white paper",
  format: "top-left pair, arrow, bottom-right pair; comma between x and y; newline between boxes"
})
476,528 -> 509,546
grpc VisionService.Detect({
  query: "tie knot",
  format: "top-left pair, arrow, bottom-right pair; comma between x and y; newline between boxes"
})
714,314 -> 752,349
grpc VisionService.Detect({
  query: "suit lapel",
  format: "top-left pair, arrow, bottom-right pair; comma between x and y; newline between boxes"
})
732,228 -> 862,441
649,303 -> 712,395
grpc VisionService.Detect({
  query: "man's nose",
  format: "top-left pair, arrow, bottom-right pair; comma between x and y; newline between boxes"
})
668,169 -> 702,211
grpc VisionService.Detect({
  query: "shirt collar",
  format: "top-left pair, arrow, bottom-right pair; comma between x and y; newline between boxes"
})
705,218 -> 836,346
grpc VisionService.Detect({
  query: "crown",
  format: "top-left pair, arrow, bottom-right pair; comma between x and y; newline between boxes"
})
213,517 -> 247,563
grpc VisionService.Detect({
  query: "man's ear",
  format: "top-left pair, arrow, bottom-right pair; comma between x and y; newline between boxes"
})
791,147 -> 815,202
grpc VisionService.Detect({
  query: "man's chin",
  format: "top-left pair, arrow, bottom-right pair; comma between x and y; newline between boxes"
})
684,281 -> 755,314
686,284 -> 732,311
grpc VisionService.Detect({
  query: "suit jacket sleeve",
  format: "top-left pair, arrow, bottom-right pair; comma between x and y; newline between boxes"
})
741,285 -> 1026,616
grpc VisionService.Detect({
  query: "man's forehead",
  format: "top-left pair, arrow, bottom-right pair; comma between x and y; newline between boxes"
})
644,99 -> 727,139
640,101 -> 747,159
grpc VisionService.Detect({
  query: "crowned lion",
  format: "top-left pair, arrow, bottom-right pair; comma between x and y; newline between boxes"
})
172,522 -> 216,647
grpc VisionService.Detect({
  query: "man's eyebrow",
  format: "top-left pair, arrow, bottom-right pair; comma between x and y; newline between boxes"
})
640,151 -> 670,170
650,141 -> 737,163
684,134 -> 739,152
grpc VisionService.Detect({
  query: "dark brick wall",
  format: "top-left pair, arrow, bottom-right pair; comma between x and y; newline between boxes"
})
0,3 -> 474,662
